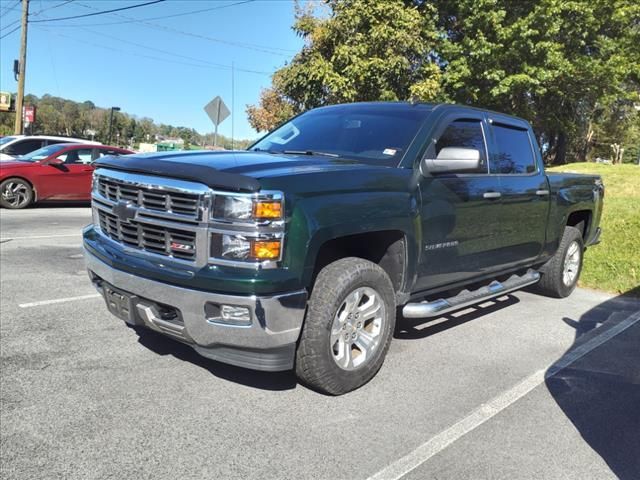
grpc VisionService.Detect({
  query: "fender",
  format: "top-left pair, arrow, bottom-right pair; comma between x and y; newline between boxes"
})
283,190 -> 420,291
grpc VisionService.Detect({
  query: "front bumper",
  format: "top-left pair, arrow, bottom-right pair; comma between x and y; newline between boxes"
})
85,247 -> 307,371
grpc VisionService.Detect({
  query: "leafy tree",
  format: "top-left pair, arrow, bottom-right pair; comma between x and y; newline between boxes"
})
0,93 -> 256,149
249,0 -> 639,165
431,0 -> 640,164
247,0 -> 442,131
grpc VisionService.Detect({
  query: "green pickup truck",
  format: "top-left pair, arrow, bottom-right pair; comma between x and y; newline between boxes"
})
83,102 -> 604,394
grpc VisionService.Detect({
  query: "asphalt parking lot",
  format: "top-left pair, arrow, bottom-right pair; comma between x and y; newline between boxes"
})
1,207 -> 639,480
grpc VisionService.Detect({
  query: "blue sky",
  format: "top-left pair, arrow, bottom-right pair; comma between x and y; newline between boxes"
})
0,0 -> 305,140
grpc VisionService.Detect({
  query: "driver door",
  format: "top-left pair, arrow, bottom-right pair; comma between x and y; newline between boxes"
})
414,113 -> 504,292
43,148 -> 95,200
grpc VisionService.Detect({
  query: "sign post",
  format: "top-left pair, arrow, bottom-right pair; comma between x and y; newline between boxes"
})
204,96 -> 230,147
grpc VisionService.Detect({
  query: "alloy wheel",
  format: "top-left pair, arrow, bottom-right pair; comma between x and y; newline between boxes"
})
330,286 -> 386,371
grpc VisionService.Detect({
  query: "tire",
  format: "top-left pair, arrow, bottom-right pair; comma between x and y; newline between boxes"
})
295,257 -> 396,395
535,226 -> 584,298
0,178 -> 33,209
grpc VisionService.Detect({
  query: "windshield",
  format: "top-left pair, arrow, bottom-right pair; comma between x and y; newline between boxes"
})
18,144 -> 67,162
0,136 -> 18,146
251,105 -> 429,165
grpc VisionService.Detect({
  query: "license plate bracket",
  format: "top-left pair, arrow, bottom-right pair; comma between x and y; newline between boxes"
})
103,283 -> 139,325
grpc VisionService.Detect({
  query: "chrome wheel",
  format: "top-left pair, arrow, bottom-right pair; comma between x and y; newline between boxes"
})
1,181 -> 31,208
562,240 -> 581,286
330,286 -> 386,371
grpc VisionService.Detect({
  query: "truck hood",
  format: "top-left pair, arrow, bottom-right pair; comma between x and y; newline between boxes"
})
94,150 -> 389,192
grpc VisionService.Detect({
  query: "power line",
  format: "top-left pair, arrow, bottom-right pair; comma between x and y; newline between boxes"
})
0,0 -> 20,18
71,25 -> 272,75
1,0 -> 74,33
53,0 -> 257,26
0,18 -> 19,32
33,0 -> 75,16
0,23 -> 19,39
38,26 -> 272,75
52,1 -> 296,57
29,0 -> 165,23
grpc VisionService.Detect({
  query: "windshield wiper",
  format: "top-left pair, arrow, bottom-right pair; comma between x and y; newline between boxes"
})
280,150 -> 340,158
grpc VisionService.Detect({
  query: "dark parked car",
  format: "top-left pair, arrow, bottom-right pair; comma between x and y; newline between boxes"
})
83,102 -> 604,394
0,143 -> 133,208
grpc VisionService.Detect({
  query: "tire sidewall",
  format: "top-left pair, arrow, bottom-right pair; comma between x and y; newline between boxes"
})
557,229 -> 584,297
0,178 -> 33,209
297,258 -> 396,394
325,270 -> 395,381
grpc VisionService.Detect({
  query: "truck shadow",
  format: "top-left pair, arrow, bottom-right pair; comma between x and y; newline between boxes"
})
544,288 -> 640,479
133,294 -> 522,392
133,328 -> 298,391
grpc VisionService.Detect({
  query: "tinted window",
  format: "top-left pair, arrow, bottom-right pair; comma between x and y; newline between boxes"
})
490,125 -> 536,174
19,144 -> 67,162
44,139 -> 68,146
435,119 -> 487,171
8,139 -> 44,156
59,148 -> 93,164
251,106 -> 429,165
0,136 -> 18,146
97,149 -> 125,157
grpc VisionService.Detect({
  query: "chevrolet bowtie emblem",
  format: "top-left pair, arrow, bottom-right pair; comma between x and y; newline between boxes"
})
113,201 -> 137,223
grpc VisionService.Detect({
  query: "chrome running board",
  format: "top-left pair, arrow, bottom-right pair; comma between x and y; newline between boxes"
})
402,270 -> 540,318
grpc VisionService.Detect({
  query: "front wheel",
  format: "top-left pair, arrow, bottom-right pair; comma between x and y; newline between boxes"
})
295,257 -> 396,395
536,226 -> 584,298
0,178 -> 33,209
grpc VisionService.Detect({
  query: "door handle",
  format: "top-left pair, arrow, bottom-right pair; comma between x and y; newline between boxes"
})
535,190 -> 550,196
483,191 -> 501,199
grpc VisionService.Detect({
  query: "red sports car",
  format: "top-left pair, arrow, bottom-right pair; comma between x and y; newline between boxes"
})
0,143 -> 133,208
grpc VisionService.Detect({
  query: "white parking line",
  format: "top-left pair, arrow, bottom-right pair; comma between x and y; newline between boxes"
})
19,294 -> 101,308
1,233 -> 81,241
368,309 -> 640,480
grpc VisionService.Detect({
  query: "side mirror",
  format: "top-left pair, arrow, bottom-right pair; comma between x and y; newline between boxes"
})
422,147 -> 481,174
46,157 -> 64,166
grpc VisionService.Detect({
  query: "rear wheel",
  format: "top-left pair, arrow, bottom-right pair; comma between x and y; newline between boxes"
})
0,178 -> 33,209
536,226 -> 584,298
295,257 -> 396,395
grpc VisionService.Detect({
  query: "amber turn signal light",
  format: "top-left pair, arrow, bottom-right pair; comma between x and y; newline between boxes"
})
250,240 -> 281,260
253,201 -> 282,219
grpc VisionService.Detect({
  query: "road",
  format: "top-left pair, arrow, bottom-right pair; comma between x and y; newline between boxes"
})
1,207 -> 638,480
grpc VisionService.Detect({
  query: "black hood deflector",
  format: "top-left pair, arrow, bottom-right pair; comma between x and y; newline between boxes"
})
94,156 -> 261,193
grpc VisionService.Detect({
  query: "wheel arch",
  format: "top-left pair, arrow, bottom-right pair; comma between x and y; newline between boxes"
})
305,229 -> 410,297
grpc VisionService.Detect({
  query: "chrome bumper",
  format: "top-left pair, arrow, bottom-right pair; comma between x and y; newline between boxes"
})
85,248 -> 307,371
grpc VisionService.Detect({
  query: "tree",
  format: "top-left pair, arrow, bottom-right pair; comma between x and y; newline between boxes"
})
246,0 -> 442,132
247,88 -> 295,132
430,0 -> 640,164
250,0 -> 639,162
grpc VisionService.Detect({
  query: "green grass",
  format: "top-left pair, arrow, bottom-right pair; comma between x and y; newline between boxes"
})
547,163 -> 640,297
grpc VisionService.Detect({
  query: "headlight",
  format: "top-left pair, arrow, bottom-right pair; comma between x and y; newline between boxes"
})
211,193 -> 283,222
211,233 -> 282,262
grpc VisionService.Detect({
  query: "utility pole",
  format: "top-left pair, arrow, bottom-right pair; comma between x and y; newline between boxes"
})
231,61 -> 235,150
107,106 -> 120,144
13,0 -> 29,135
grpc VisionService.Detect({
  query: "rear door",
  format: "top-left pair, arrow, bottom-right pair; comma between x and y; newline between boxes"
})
487,119 -> 549,268
414,113 -> 505,292
4,138 -> 44,157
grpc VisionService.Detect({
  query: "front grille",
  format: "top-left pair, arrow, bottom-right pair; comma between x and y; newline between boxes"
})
98,210 -> 197,261
97,177 -> 200,218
